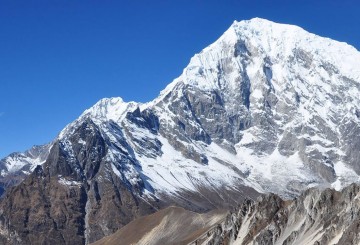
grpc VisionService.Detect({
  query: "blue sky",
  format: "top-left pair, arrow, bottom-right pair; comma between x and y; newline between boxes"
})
0,0 -> 359,158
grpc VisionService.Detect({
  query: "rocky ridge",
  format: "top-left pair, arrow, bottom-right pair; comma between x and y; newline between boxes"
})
90,184 -> 360,245
193,184 -> 360,245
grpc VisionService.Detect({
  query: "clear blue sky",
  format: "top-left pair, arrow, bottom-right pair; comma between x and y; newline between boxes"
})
0,0 -> 359,158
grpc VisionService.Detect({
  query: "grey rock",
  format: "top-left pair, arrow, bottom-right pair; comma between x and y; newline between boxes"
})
193,184 -> 360,245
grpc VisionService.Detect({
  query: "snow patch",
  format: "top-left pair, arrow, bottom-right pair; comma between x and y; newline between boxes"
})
58,177 -> 82,187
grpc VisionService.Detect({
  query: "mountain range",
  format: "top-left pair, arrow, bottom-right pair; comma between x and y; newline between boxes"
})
0,18 -> 360,244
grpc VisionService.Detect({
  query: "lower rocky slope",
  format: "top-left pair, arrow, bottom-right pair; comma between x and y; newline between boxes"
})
92,184 -> 360,245
195,184 -> 360,245
91,206 -> 227,245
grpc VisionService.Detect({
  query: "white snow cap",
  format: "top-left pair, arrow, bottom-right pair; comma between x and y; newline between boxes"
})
81,97 -> 138,123
165,17 -> 360,92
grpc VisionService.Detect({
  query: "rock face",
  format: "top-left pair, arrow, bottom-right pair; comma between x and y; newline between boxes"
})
0,119 -> 160,244
0,18 -> 360,244
194,184 -> 360,245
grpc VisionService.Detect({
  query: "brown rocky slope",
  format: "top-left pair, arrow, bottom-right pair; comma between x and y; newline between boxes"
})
92,184 -> 360,245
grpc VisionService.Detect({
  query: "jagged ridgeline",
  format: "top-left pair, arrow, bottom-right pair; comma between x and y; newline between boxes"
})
0,18 -> 359,244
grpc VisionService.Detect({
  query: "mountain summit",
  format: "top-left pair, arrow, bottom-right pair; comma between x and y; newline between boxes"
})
0,18 -> 360,244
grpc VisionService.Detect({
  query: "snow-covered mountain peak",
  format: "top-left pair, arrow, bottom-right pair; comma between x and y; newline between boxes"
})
233,18 -> 360,77
180,18 -> 360,91
58,97 -> 139,140
2,19 -> 360,224
81,97 -> 138,123
141,18 -> 360,196
221,18 -> 306,47
0,144 -> 50,179
11,19 -> 360,199
2,19 -> 360,243
147,18 -> 360,111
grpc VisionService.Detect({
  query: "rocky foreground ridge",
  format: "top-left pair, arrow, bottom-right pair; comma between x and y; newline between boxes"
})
94,184 -> 360,245
194,184 -> 360,245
